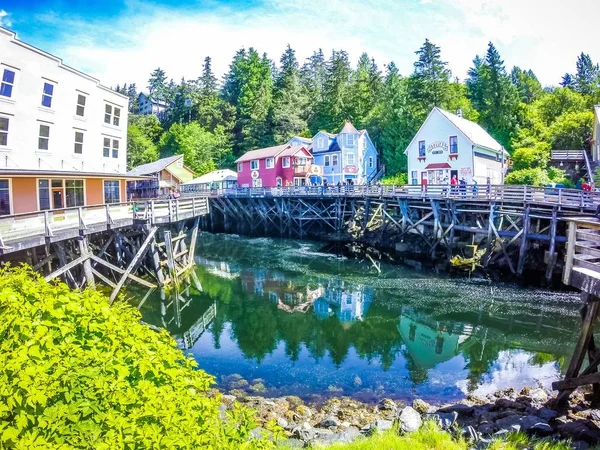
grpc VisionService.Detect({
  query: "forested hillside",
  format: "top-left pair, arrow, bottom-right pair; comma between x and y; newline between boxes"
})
117,40 -> 600,184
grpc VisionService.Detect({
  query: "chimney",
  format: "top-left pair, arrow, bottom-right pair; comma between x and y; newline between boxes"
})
457,108 -> 463,118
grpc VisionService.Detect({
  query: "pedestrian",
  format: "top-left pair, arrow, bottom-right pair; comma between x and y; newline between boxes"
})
451,175 -> 458,196
472,179 -> 479,197
459,177 -> 467,198
486,177 -> 491,196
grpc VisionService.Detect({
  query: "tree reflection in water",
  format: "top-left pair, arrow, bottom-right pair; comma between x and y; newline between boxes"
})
132,233 -> 581,402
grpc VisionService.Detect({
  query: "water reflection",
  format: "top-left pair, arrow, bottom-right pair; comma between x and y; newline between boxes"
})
134,233 -> 581,404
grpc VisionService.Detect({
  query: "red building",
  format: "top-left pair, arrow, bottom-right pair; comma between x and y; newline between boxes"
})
236,144 -> 313,187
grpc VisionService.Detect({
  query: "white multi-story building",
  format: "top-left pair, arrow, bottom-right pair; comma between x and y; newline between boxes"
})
0,26 -> 143,215
405,107 -> 509,186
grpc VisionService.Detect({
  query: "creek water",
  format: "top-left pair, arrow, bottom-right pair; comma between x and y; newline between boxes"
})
134,233 -> 581,404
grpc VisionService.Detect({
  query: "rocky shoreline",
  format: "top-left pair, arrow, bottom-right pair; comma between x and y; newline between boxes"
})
219,386 -> 600,449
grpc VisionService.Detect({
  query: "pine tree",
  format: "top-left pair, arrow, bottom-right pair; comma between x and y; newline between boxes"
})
560,73 -> 576,89
346,53 -> 382,129
313,50 -> 352,132
408,39 -> 451,112
574,52 -> 599,95
269,45 -> 309,143
148,68 -> 168,104
127,83 -> 138,114
300,49 -> 327,133
510,66 -> 542,104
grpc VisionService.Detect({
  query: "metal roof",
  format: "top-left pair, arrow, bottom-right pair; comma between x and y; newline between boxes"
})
127,155 -> 183,176
339,120 -> 359,134
235,144 -> 289,163
183,169 -> 238,185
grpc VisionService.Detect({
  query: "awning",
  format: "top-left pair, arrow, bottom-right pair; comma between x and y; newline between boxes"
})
424,163 -> 452,169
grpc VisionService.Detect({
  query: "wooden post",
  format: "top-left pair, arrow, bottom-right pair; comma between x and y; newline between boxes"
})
517,204 -> 530,275
164,230 -> 178,286
563,220 -> 578,285
78,238 -> 95,289
545,207 -> 558,281
483,203 -> 495,268
109,227 -> 158,304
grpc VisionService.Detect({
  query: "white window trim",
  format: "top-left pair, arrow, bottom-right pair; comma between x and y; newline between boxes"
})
74,130 -> 84,155
346,134 -> 355,146
324,155 -> 330,167
282,157 -> 290,168
250,160 -> 259,170
346,153 -> 355,165
64,178 -> 87,208
265,157 -> 275,169
75,93 -> 87,118
237,162 -> 243,172
0,178 -> 13,215
38,123 -> 51,151
103,179 -> 121,204
332,154 -> 338,166
0,114 -> 10,148
318,137 -> 326,149
40,81 -> 55,109
0,67 -> 16,99
368,156 -> 374,169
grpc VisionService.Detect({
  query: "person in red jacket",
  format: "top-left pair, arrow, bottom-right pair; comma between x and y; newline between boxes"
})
450,175 -> 458,196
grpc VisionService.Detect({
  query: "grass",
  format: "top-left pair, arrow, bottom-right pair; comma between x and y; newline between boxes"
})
277,421 -> 594,450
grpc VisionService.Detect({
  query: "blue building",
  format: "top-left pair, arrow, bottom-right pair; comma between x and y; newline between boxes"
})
288,120 -> 379,185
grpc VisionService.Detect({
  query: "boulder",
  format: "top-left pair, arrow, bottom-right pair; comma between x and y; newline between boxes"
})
398,406 -> 422,434
438,403 -> 474,417
528,388 -> 549,404
495,414 -> 525,432
494,398 -> 527,411
424,411 -> 458,431
412,398 -> 432,415
321,416 -> 341,428
537,407 -> 558,421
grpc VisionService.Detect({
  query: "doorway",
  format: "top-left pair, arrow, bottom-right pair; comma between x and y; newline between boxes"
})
52,189 -> 63,209
450,170 -> 458,182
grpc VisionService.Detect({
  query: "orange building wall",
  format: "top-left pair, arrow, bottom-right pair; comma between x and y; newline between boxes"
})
120,179 -> 126,202
86,179 -> 104,206
12,178 -> 38,214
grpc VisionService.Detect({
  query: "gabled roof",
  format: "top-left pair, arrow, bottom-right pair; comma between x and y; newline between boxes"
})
339,120 -> 359,134
288,136 -> 313,145
235,144 -> 289,163
127,155 -> 183,176
404,107 -> 508,156
183,169 -> 237,185
279,145 -> 313,158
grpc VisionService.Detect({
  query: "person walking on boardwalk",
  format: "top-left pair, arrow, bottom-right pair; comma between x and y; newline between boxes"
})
486,177 -> 491,197
451,175 -> 458,196
459,177 -> 467,198
472,179 -> 479,197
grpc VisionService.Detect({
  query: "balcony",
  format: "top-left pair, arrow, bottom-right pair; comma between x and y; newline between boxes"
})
293,164 -> 312,175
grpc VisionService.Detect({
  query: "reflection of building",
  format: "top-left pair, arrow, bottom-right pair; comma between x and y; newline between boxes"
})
196,257 -> 241,279
397,308 -> 474,369
313,279 -> 373,322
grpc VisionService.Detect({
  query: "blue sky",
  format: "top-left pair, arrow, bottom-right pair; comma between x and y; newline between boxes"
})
2,0 -> 599,90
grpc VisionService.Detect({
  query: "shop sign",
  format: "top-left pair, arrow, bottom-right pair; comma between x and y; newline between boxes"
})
345,165 -> 357,174
427,141 -> 448,155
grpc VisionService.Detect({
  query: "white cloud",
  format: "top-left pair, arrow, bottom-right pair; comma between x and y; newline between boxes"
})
29,0 -> 600,89
0,10 -> 12,27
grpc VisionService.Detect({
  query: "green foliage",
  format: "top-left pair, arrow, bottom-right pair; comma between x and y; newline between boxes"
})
547,110 -> 594,150
127,124 -> 159,170
0,266 -> 275,449
511,142 -> 550,171
408,39 -> 451,113
129,114 -> 163,143
381,173 -> 408,185
160,122 -> 232,175
505,166 -> 567,186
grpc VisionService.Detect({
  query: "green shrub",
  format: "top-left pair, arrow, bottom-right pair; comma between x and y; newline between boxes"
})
381,173 -> 408,185
0,266 -> 275,449
511,142 -> 551,171
505,167 -> 551,186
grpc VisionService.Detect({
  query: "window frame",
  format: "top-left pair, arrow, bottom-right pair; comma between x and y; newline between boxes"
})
102,137 -> 110,158
346,134 -> 355,146
265,157 -> 275,169
76,94 -> 86,117
65,179 -> 85,208
103,180 -> 121,204
250,160 -> 259,170
111,139 -> 119,159
37,179 -> 51,211
346,153 -> 355,165
449,135 -> 458,154
38,124 -> 50,151
74,131 -> 84,154
41,82 -> 54,108
104,104 -> 121,126
0,69 -> 15,98
281,157 -> 290,168
324,155 -> 330,167
418,140 -> 426,157
368,156 -> 374,169
237,162 -> 243,172
332,154 -> 338,166
411,170 -> 418,185
0,116 -> 9,147
0,178 -> 12,215
317,137 -> 325,149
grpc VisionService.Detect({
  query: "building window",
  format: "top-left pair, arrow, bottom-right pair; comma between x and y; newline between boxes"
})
104,104 -> 121,126
346,134 -> 355,146
0,69 -> 15,98
250,160 -> 259,170
112,139 -> 119,158
418,140 -> 426,157
332,154 -> 338,166
65,179 -> 84,207
76,94 -> 86,117
298,157 -> 307,165
318,137 -> 325,149
282,157 -> 290,168
104,180 -> 120,203
0,117 -> 8,146
324,155 -> 330,167
369,156 -> 374,169
411,171 -> 418,185
41,82 -> 54,108
72,131 -> 84,154
449,136 -> 458,154
266,157 -> 274,169
177,159 -> 183,168
103,137 -> 110,157
237,162 -> 243,172
346,153 -> 355,165
38,179 -> 50,210
0,179 -> 10,215
38,124 -> 50,150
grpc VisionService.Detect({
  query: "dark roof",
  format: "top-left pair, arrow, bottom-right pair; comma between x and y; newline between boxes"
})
127,155 -> 183,176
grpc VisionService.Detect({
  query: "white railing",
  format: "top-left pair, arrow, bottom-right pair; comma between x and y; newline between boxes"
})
206,184 -> 600,210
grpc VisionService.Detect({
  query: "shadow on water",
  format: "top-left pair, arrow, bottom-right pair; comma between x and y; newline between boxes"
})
130,232 -> 582,404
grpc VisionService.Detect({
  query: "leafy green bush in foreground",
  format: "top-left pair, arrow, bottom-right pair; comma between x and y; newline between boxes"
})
0,266 -> 274,449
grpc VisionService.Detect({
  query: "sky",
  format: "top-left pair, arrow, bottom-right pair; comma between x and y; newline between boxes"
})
1,0 -> 599,90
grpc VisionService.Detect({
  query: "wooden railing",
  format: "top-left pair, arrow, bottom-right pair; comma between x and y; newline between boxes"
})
563,218 -> 600,293
0,197 -> 210,250
551,150 -> 585,161
204,184 -> 600,210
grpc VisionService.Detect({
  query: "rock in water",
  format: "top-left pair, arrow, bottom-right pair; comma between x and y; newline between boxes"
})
398,406 -> 422,433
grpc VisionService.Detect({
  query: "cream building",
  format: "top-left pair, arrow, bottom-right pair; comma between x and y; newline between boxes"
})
0,26 -> 141,215
405,107 -> 509,186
